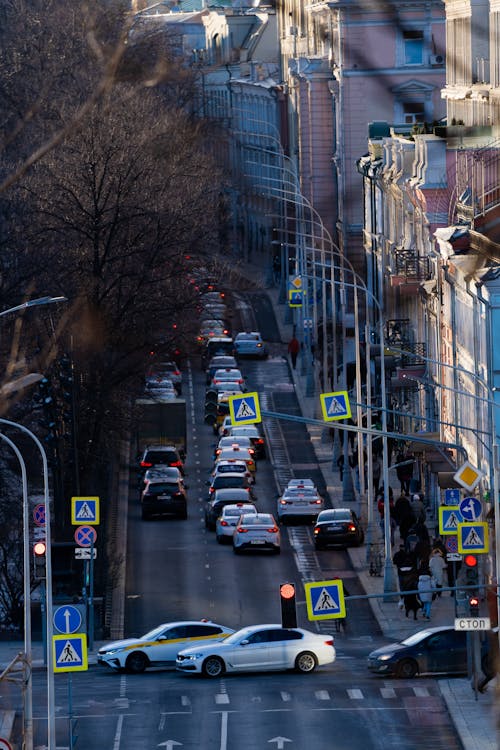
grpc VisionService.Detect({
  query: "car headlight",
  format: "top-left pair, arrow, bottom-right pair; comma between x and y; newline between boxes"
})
100,648 -> 123,656
377,654 -> 392,661
180,653 -> 204,661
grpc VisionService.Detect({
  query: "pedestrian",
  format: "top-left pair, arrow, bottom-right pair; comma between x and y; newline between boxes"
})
396,451 -> 414,494
372,454 -> 382,495
417,568 -> 435,619
393,544 -> 416,594
428,548 -> 447,597
394,494 -> 415,543
411,493 -> 426,523
288,335 -> 300,370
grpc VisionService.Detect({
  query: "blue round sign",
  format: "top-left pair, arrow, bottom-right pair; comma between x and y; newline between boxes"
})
459,496 -> 482,522
53,604 -> 82,634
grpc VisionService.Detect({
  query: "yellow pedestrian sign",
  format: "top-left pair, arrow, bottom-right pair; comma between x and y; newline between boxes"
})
457,522 -> 489,554
288,289 -> 303,308
319,391 -> 351,422
71,496 -> 100,526
438,506 -> 464,535
53,633 -> 88,673
228,392 -> 261,425
304,579 -> 345,620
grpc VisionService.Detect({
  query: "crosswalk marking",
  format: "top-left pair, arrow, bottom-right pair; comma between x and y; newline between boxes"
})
347,689 -> 364,700
280,692 -> 291,702
315,690 -> 330,701
413,686 -> 430,697
215,693 -> 230,704
380,687 -> 397,699
181,695 -> 191,707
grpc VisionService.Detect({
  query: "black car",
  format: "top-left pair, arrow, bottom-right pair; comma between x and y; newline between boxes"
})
204,488 -> 255,530
139,445 -> 185,475
313,508 -> 364,549
367,626 -> 468,678
141,478 -> 188,520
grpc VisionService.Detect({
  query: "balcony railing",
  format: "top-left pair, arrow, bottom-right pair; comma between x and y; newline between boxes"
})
392,251 -> 431,280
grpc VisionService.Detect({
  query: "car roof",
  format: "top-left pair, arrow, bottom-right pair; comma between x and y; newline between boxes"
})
229,425 -> 260,434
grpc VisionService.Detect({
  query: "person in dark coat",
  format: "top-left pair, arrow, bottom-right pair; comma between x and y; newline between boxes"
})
288,336 -> 300,369
396,451 -> 414,494
394,494 -> 415,543
401,568 -> 420,620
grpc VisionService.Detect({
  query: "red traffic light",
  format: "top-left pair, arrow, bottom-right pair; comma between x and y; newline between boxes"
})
469,595 -> 480,607
280,583 -> 296,600
464,554 -> 478,568
33,541 -> 46,556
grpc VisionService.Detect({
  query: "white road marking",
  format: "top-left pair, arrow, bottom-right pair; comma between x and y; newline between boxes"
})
347,688 -> 364,700
413,686 -> 430,697
315,690 -> 330,701
215,693 -> 230,704
380,687 -> 397,699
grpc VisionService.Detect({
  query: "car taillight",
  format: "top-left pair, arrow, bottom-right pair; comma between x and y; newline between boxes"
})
174,370 -> 180,376
348,523 -> 356,532
237,528 -> 249,533
215,449 -> 222,456
220,520 -> 229,527
279,499 -> 287,505
170,460 -> 182,468
311,499 -> 322,505
209,487 -> 215,494
140,461 -> 153,468
267,526 -> 278,533
256,438 -> 264,445
257,343 -> 262,348
324,639 -> 334,646
313,527 -> 320,535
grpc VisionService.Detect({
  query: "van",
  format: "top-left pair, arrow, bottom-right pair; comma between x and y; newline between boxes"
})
201,337 -> 235,368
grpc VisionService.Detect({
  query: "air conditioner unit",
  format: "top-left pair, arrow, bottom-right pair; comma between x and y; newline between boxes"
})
430,54 -> 445,66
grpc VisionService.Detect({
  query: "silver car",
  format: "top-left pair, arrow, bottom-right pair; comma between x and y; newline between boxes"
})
277,485 -> 324,524
233,512 -> 280,554
216,503 -> 257,543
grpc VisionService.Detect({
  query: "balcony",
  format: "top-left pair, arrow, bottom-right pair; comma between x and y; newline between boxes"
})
388,251 -> 431,294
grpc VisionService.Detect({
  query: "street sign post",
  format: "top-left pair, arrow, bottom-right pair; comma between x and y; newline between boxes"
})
454,617 -> 491,631
319,391 -> 352,422
438,506 -> 464,535
444,488 -> 461,505
457,522 -> 489,554
53,633 -> 88,673
71,496 -> 100,526
459,496 -> 483,522
228,392 -> 261,426
53,605 -> 84,635
33,503 -> 46,526
74,525 -> 97,547
75,548 -> 97,560
304,579 -> 345,620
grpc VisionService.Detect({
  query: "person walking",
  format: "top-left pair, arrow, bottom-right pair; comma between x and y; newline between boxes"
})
428,548 -> 447,598
372,454 -> 382,495
396,451 -> 414,494
288,335 -> 300,370
417,568 -> 435,620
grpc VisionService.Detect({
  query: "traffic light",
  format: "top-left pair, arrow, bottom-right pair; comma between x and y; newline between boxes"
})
464,554 -> 479,585
280,582 -> 297,628
469,595 -> 480,616
33,541 -> 47,580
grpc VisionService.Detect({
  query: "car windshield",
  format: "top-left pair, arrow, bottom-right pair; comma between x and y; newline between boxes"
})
223,627 -> 261,644
242,515 -> 273,525
283,489 -> 317,497
327,510 -> 351,521
217,464 -> 246,473
401,629 -> 435,646
213,476 -> 246,488
147,482 -> 178,492
237,333 -> 260,341
145,451 -> 177,463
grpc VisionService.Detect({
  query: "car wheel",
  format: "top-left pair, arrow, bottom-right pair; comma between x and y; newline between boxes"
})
396,658 -> 418,679
295,651 -> 317,674
125,651 -> 149,674
202,656 -> 225,678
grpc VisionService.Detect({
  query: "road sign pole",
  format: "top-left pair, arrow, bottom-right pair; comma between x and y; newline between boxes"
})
89,539 -> 94,649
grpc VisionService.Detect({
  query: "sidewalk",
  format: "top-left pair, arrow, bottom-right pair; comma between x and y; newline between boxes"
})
258,269 -> 499,750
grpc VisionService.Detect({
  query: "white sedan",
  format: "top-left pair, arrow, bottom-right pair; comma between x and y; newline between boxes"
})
97,620 -> 234,673
215,502 -> 257,543
176,624 -> 335,677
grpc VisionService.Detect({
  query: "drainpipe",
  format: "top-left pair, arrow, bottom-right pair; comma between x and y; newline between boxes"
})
443,265 -> 460,447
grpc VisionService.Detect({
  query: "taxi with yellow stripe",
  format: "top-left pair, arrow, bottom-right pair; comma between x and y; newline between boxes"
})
97,620 -> 235,673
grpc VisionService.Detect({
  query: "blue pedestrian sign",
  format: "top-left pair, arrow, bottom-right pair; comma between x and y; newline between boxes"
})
457,522 -> 489,554
444,488 -> 461,506
459,496 -> 482,522
288,289 -> 303,308
304,579 -> 345,620
438,506 -> 464,535
53,633 -> 88,673
319,391 -> 352,422
228,392 -> 261,425
71,496 -> 100,526
53,604 -> 83,635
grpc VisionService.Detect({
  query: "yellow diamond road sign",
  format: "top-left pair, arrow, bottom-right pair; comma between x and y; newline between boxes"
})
454,461 -> 484,491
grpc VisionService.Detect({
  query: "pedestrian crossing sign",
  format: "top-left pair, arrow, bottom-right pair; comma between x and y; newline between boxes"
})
457,522 -> 489,554
71,496 -> 100,526
53,633 -> 88,673
288,289 -> 303,307
438,506 -> 464,535
304,579 -> 346,620
228,392 -> 261,425
319,391 -> 352,422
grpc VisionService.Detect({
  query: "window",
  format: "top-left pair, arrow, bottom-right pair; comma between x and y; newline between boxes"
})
184,625 -> 222,638
403,30 -> 424,65
403,101 -> 426,124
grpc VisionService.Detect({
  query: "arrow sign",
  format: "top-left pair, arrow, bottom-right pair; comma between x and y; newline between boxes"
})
157,742 -> 182,749
268,738 -> 292,748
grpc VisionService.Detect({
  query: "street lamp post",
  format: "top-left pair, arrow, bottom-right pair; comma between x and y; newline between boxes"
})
0,432 -> 32,750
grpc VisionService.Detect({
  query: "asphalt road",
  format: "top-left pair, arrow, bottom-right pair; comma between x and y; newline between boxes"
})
5,289 -> 462,749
